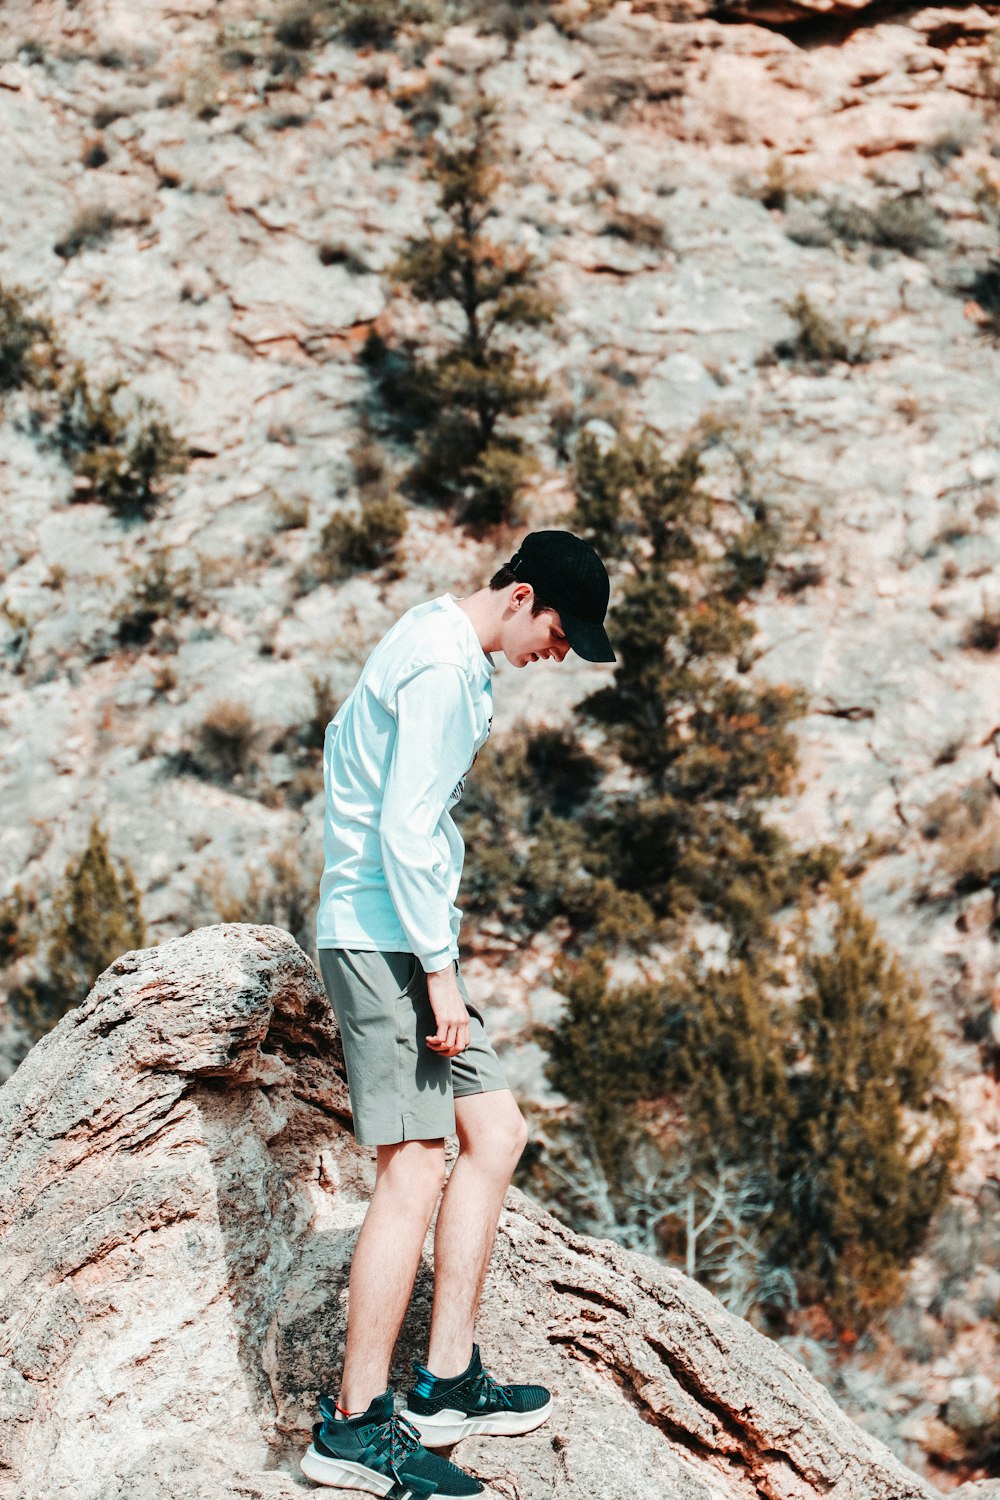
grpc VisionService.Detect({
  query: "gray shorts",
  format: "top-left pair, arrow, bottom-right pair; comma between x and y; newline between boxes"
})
317,948 -> 509,1146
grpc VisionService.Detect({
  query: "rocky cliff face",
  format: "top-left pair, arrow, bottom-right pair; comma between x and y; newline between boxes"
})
0,923 -> 962,1500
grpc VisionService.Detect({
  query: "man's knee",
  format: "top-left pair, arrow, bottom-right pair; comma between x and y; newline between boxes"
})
376,1139 -> 447,1206
507,1109 -> 529,1164
456,1093 -> 528,1172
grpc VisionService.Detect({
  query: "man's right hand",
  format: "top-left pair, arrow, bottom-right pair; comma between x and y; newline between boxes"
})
425,966 -> 471,1058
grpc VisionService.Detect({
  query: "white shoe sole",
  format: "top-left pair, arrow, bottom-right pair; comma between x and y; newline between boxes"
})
300,1443 -> 417,1495
401,1398 -> 553,1448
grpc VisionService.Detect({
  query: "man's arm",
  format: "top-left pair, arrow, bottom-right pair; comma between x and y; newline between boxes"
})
380,666 -> 477,1058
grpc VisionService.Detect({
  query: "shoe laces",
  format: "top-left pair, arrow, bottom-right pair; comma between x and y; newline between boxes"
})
373,1411 -> 422,1474
475,1367 -> 513,1409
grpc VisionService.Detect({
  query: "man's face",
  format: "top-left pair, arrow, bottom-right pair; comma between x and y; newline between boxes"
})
501,589 -> 572,668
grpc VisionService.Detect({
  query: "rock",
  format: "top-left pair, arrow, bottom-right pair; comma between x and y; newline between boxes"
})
523,23 -> 588,88
436,25 -> 509,74
906,7 -> 997,44
226,238 -> 384,347
641,349 -> 727,431
945,1373 -> 1000,1433
0,924 -> 942,1500
580,417 -> 620,448
712,0 -> 881,21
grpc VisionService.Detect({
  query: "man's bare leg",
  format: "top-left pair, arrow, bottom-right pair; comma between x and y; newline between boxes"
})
425,1090 -> 527,1377
338,1137 -> 446,1414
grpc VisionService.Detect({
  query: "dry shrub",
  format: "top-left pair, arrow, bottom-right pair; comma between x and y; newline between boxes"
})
193,700 -> 258,780
922,781 -> 1000,892
774,293 -> 873,368
195,837 -> 322,958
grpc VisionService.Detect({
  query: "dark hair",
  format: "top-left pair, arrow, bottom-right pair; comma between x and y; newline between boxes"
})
489,563 -> 554,616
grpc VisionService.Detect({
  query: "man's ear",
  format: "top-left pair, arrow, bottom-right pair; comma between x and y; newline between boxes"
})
510,583 -> 533,610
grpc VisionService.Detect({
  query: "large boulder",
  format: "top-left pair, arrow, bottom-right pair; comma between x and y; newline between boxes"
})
0,925 -> 942,1500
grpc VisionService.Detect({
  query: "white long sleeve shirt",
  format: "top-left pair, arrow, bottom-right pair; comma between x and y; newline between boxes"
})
316,594 -> 495,971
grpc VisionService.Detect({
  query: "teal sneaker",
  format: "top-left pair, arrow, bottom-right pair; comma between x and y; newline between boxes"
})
301,1387 -> 483,1496
402,1345 -> 552,1448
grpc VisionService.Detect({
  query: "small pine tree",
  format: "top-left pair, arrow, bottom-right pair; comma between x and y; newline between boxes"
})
773,879 -> 959,1321
366,98 -> 553,526
572,428 -> 796,800
566,427 -> 804,954
11,821 -> 146,1038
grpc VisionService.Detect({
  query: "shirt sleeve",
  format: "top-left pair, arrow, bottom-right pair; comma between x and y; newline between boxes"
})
379,664 -> 476,972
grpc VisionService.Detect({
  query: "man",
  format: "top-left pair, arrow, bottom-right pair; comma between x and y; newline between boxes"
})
302,531 -> 615,1498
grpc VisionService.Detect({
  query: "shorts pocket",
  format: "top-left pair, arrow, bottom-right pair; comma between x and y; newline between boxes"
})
393,952 -> 422,997
404,955 -> 424,995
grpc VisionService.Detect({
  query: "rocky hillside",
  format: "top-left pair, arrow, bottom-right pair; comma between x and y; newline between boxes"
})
1,0 -> 1000,1486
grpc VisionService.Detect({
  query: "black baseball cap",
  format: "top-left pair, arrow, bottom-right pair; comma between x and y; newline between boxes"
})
507,531 -> 615,662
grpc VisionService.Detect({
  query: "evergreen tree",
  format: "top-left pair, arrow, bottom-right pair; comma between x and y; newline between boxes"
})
10,820 -> 146,1039
565,426 -> 806,955
365,98 -> 552,526
538,882 -> 958,1329
774,879 -> 959,1321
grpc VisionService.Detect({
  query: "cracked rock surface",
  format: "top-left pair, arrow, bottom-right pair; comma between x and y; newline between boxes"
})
0,924 -> 943,1500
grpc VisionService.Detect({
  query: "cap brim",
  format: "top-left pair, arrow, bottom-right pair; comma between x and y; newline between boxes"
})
560,611 -> 616,663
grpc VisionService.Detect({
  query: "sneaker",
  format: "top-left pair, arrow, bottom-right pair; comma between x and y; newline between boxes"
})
402,1345 -> 553,1448
301,1388 -> 483,1497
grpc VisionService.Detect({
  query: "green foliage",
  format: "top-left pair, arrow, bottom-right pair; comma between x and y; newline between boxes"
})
455,730 -> 635,934
315,434 -> 407,580
774,292 -> 873,368
540,881 -> 958,1328
113,551 -> 199,646
369,98 -> 553,526
774,882 -> 959,1320
316,0 -> 563,48
0,281 -> 57,395
317,497 -> 407,579
544,950 -> 682,1172
0,232 -> 184,532
56,365 -> 187,516
455,424 -> 814,956
9,821 -> 145,1040
564,424 -> 804,954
